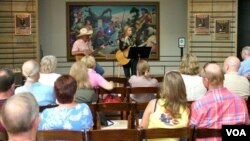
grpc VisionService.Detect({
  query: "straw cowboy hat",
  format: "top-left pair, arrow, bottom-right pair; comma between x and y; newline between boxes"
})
77,28 -> 93,38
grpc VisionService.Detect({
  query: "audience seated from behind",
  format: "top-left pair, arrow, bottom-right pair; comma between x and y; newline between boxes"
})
38,75 -> 93,131
129,59 -> 159,103
140,71 -> 189,141
223,56 -> 250,99
0,68 -> 15,132
0,92 -> 39,141
69,61 -> 97,103
39,55 -> 61,87
179,54 -> 206,101
81,55 -> 114,90
239,46 -> 250,79
14,59 -> 56,106
190,62 -> 250,141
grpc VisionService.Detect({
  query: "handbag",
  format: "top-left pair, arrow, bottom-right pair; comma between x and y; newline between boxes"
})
103,94 -> 122,103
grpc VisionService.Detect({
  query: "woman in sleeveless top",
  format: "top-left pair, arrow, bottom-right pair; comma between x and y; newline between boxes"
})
140,71 -> 190,141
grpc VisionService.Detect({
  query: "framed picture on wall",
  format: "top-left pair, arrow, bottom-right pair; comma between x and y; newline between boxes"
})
195,14 -> 210,35
66,2 -> 159,61
15,13 -> 31,35
215,19 -> 230,40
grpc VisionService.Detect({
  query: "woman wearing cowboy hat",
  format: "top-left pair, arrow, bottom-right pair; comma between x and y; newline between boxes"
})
72,27 -> 105,75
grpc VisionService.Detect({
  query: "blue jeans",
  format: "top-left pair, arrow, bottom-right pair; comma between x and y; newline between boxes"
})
95,62 -> 105,75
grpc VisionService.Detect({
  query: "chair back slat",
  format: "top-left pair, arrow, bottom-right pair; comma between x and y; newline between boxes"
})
87,129 -> 140,141
194,128 -> 222,139
36,130 -> 84,141
140,127 -> 194,140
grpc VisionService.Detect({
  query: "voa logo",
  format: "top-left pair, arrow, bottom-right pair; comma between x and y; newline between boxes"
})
226,129 -> 246,136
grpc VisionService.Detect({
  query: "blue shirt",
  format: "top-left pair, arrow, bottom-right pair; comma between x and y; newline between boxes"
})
239,57 -> 250,76
15,82 -> 56,106
38,103 -> 93,131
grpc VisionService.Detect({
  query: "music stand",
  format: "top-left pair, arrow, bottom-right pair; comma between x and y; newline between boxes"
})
128,47 -> 152,60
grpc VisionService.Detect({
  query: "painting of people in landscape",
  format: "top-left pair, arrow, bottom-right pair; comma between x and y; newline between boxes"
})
66,2 -> 159,61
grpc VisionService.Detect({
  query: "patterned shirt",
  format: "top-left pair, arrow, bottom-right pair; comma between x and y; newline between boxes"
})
38,103 -> 93,131
190,87 -> 250,141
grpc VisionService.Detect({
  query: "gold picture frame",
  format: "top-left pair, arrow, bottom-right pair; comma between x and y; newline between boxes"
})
15,13 -> 31,35
215,19 -> 230,40
195,14 -> 210,35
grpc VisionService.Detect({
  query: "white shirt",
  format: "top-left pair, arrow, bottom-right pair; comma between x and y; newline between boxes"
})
181,74 -> 207,101
39,73 -> 61,87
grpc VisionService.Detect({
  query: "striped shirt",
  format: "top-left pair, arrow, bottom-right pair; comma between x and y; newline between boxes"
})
190,87 -> 249,141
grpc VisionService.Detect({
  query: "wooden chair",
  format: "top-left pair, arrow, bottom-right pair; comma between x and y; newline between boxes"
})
86,129 -> 140,141
0,131 -> 8,141
139,127 -> 194,141
128,86 -> 160,127
91,102 -> 136,130
104,76 -> 127,87
36,130 -> 84,141
39,104 -> 58,113
97,87 -> 129,103
192,127 -> 222,141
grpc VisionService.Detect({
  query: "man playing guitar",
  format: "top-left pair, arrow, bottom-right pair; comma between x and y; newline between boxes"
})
72,27 -> 105,75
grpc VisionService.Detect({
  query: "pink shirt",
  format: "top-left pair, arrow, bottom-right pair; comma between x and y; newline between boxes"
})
72,39 -> 93,55
87,69 -> 106,88
190,87 -> 250,141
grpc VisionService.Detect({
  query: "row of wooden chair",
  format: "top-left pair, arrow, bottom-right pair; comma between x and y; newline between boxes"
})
35,127 -> 221,141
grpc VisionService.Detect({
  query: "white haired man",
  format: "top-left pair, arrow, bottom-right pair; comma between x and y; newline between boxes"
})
0,92 -> 39,141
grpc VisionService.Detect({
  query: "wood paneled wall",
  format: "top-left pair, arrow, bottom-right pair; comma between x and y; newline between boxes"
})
188,0 -> 238,66
0,0 -> 38,70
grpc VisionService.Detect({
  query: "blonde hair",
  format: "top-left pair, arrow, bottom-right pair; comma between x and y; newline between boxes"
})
159,71 -> 187,119
201,62 -> 224,87
40,55 -> 57,73
22,59 -> 40,79
81,55 -> 96,69
180,54 -> 200,75
123,25 -> 131,36
69,61 -> 92,89
137,60 -> 150,77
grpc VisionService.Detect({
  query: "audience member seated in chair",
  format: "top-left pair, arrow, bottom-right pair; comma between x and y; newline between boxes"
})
129,59 -> 159,103
15,59 -> 56,106
0,92 -> 39,141
190,62 -> 250,141
140,71 -> 190,141
38,75 -> 93,131
39,55 -> 61,87
223,56 -> 250,100
81,55 -> 114,90
0,68 -> 15,132
70,61 -> 97,103
179,54 -> 206,101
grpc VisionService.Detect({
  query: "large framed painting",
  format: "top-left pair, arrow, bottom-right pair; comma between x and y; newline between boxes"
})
66,2 -> 159,61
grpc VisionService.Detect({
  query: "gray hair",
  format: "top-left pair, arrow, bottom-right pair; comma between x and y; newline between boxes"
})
40,55 -> 57,73
0,92 -> 39,134
242,46 -> 250,55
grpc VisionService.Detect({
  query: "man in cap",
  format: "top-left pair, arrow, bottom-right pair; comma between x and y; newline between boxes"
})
72,27 -> 105,75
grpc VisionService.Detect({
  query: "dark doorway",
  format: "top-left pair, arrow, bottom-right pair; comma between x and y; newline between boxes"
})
238,0 -> 250,60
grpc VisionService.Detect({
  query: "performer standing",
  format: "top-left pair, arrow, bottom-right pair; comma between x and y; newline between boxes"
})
72,27 -> 105,75
118,25 -> 138,79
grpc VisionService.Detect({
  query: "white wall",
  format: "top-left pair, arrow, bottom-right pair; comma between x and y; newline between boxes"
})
38,0 -> 187,75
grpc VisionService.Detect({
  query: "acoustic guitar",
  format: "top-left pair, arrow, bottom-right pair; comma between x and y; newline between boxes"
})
115,46 -> 131,65
75,41 -> 111,61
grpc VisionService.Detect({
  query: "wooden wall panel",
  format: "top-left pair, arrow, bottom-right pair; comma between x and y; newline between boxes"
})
0,0 -> 38,69
188,0 -> 238,66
